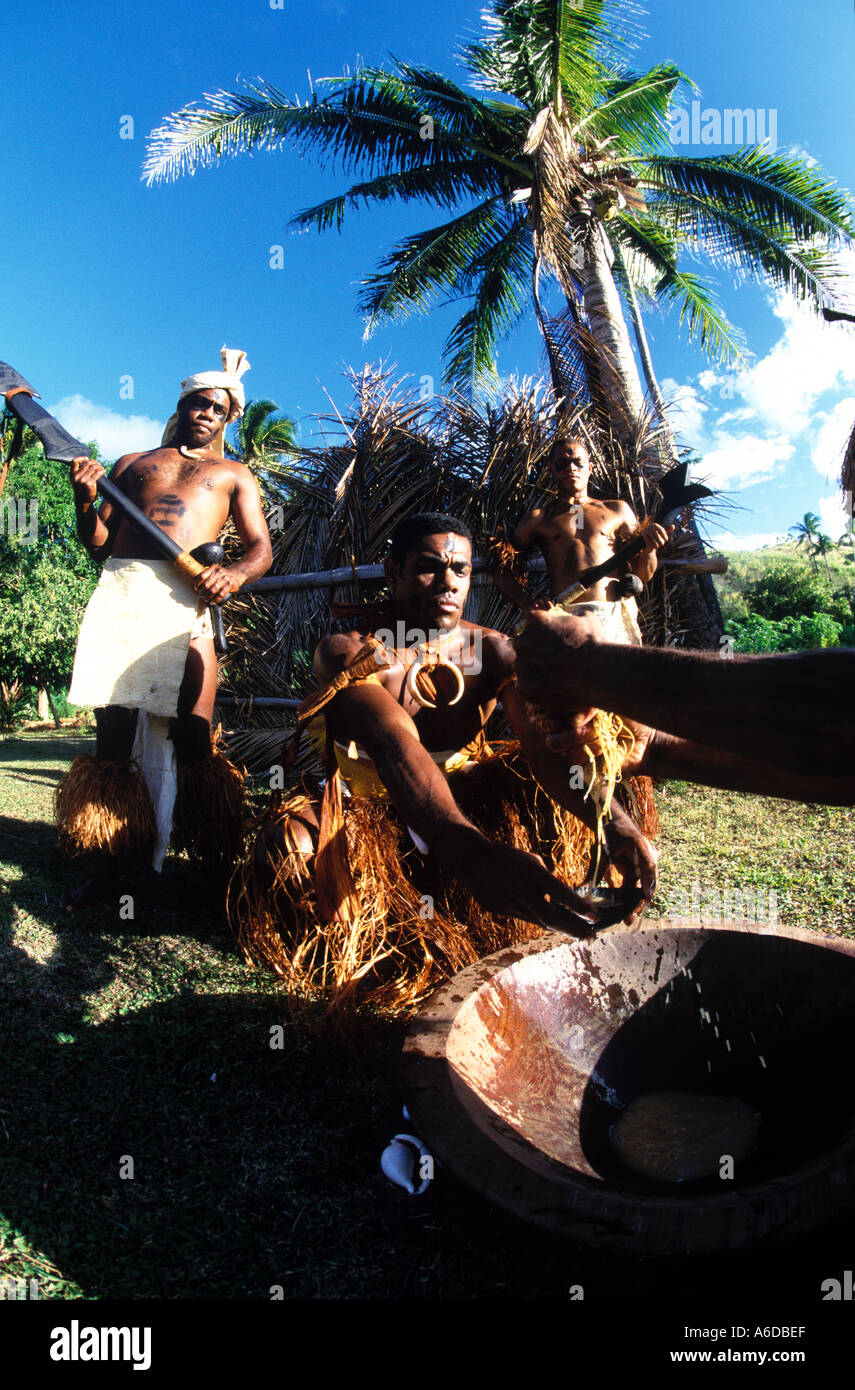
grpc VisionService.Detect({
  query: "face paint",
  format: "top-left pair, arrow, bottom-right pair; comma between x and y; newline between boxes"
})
393,533 -> 473,633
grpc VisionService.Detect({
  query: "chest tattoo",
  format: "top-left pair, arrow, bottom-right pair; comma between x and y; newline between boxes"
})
148,493 -> 187,526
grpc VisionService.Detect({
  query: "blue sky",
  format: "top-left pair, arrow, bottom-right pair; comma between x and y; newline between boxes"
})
3,0 -> 854,550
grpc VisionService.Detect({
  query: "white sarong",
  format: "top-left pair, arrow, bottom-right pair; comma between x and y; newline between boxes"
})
68,559 -> 211,716
555,595 -> 642,646
68,559 -> 214,872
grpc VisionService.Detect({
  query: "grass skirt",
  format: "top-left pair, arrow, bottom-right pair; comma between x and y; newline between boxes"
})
228,747 -> 658,1016
172,750 -> 246,873
56,740 -> 246,872
55,755 -> 156,860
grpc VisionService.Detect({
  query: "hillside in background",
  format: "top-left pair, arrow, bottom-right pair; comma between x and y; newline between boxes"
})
714,539 -> 854,624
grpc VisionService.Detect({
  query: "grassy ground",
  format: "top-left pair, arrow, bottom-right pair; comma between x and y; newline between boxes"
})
1,728 -> 853,1301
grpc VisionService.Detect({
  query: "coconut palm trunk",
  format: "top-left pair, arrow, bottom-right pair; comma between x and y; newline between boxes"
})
576,226 -> 645,422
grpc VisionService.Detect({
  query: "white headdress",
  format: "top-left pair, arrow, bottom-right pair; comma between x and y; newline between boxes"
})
161,345 -> 251,456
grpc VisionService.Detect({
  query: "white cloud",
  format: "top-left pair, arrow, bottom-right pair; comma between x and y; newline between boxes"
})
693,432 -> 794,490
710,530 -> 786,551
817,492 -> 849,540
47,395 -> 164,462
660,377 -> 708,450
664,275 -> 855,542
811,396 -> 855,484
737,297 -> 855,435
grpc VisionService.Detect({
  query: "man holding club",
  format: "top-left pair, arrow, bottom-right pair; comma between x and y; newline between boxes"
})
58,347 -> 273,910
488,432 -> 675,823
494,434 -> 672,641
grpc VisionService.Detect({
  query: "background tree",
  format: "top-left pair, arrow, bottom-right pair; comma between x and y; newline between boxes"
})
144,0 -> 855,420
788,512 -> 822,573
814,530 -> 834,584
742,556 -> 850,626
226,398 -> 297,472
726,610 -> 844,654
0,439 -> 99,723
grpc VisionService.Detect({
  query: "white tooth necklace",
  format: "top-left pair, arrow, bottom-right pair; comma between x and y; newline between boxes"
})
403,631 -> 465,710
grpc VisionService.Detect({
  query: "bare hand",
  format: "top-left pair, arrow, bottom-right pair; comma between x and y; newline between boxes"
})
438,825 -> 600,937
534,707 -> 600,755
602,805 -> 659,909
70,456 -> 105,504
637,520 -> 672,553
514,608 -> 603,710
194,564 -> 244,604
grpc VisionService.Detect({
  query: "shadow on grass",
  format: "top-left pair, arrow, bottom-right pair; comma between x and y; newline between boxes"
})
1,742 -> 852,1299
0,809 -> 232,946
2,973 -> 852,1300
2,984 -> 408,1297
0,732 -> 94,766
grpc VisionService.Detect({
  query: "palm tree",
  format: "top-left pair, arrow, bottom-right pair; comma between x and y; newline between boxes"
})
789,512 -> 821,573
227,397 -> 297,467
225,396 -> 299,506
143,0 -> 854,424
814,531 -> 834,584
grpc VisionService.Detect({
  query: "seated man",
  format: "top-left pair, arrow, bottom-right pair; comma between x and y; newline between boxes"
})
58,347 -> 273,909
229,512 -> 658,1014
494,435 -> 671,642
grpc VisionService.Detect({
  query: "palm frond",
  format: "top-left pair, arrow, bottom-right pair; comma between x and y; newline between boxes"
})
647,188 -> 846,304
290,160 -> 504,235
358,199 -> 510,330
574,62 -> 690,153
443,215 -> 534,392
641,148 -> 855,245
462,0 -> 638,114
361,61 -> 522,144
145,73 -> 437,185
613,216 -> 747,363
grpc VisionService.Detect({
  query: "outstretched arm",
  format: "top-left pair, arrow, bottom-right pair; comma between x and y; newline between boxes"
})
515,609 -> 855,784
636,729 -> 855,806
500,676 -> 658,903
321,676 -> 597,935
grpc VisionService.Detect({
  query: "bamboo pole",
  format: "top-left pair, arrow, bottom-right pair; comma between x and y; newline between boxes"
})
245,556 -> 544,593
214,696 -> 301,709
243,553 -> 719,593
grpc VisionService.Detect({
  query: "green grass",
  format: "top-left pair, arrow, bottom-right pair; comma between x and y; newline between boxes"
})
1,729 -> 853,1301
650,781 -> 854,937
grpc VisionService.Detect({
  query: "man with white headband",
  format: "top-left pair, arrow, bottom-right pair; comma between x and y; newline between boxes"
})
58,347 -> 273,912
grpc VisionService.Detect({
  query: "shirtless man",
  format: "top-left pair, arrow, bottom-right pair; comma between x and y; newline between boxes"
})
502,437 -> 671,632
233,514 -> 659,1007
60,371 -> 273,908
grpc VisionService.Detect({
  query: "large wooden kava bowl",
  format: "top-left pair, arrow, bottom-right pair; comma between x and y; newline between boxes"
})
403,921 -> 855,1254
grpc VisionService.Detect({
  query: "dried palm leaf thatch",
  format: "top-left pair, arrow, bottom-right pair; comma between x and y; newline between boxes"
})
55,755 -> 156,859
